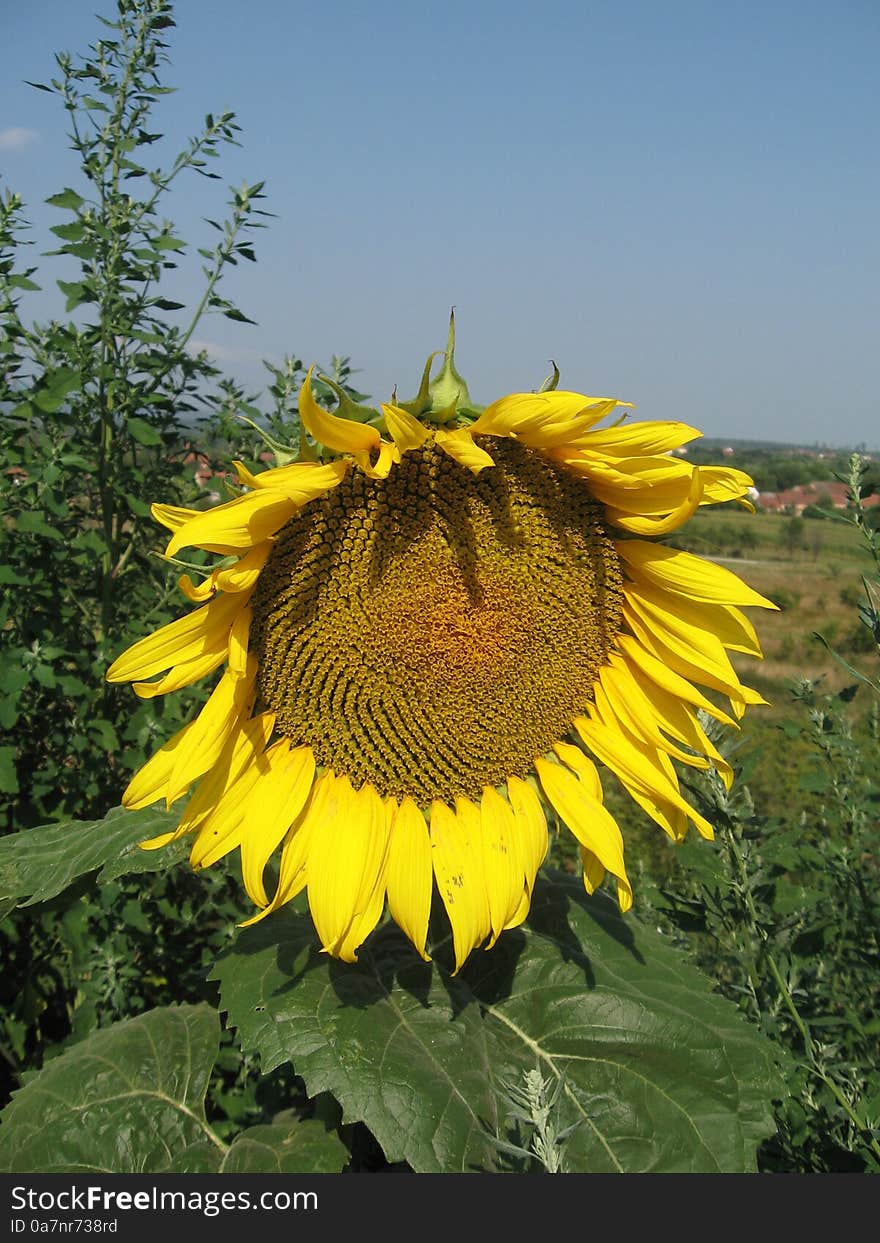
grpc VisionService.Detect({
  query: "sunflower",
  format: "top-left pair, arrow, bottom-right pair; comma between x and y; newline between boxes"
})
107,334 -> 775,969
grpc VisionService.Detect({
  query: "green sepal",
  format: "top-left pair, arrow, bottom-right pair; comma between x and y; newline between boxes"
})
234,413 -> 299,467
398,350 -> 445,417
538,360 -> 560,393
297,427 -> 318,462
428,309 -> 474,419
317,373 -> 381,425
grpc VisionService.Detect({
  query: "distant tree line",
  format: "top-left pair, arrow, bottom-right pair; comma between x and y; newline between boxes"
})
687,445 -> 860,493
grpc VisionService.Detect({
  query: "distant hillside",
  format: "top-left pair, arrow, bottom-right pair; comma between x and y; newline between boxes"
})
698,436 -> 877,456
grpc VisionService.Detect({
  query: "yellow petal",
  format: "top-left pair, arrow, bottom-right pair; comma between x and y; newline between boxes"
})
232,459 -> 342,495
231,460 -> 263,489
434,428 -> 496,473
626,580 -> 763,657
622,668 -> 734,791
167,462 -> 347,558
623,599 -> 752,711
597,657 -> 711,772
615,632 -> 738,728
238,742 -> 316,907
152,503 -> 241,556
190,720 -> 277,869
151,504 -> 201,533
617,540 -> 778,610
299,366 -> 381,453
608,468 -> 703,535
553,740 -> 603,795
167,657 -> 257,806
240,771 -> 332,926
335,873 -> 389,963
534,757 -> 632,912
131,646 -> 227,699
624,589 -> 756,687
562,704 -> 692,844
575,712 -> 714,841
164,491 -> 294,558
177,572 -> 217,603
306,776 -> 390,961
514,402 -> 624,448
123,718 -> 199,810
176,542 -> 271,606
506,776 -> 548,900
214,541 -> 273,593
572,421 -> 701,456
107,591 -> 243,685
506,888 -> 533,929
550,743 -> 623,899
556,453 -> 694,510
580,847 -> 607,896
227,604 -> 252,676
174,712 -> 275,841
430,798 -> 491,972
698,466 -> 755,506
357,439 -> 397,480
622,784 -> 689,843
472,391 -> 597,437
591,684 -> 712,831
381,403 -> 431,455
471,392 -> 629,444
385,796 -> 433,961
137,831 -> 178,851
481,787 -> 526,944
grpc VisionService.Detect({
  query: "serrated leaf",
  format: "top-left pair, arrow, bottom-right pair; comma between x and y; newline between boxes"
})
56,279 -> 88,311
44,365 -> 81,396
211,874 -> 783,1173
6,274 -> 40,291
0,1005 -> 223,1173
0,804 -> 183,911
153,234 -> 186,251
126,416 -> 162,445
31,389 -> 66,414
125,491 -> 152,517
31,368 -> 80,413
15,511 -> 63,540
50,222 -> 86,242
0,1006 -> 347,1174
46,188 -> 85,210
219,1111 -> 347,1173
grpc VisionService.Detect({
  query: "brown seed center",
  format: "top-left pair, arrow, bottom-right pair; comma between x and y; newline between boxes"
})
250,437 -> 623,803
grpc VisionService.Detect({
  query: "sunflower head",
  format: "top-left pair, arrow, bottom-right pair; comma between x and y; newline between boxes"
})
107,328 -> 775,971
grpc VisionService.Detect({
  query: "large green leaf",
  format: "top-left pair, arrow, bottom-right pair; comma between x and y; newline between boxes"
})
220,1111 -> 348,1173
0,1004 -> 347,1174
0,804 -> 183,911
211,873 -> 783,1173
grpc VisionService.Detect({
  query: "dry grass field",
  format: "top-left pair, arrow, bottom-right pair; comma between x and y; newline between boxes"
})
680,507 -> 872,690
672,506 -> 875,815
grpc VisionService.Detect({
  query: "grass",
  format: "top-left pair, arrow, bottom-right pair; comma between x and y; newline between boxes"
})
676,507 -> 876,824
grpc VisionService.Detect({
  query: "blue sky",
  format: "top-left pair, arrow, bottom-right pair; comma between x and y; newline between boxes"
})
2,0 -> 878,446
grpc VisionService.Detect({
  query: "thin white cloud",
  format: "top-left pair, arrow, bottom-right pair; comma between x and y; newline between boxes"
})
186,339 -> 260,364
0,127 -> 39,151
